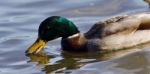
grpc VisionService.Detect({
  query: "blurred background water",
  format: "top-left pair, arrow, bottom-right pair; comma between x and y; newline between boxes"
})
0,0 -> 150,74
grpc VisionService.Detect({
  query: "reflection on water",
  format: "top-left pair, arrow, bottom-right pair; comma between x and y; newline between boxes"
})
71,46 -> 150,74
0,0 -> 150,74
26,42 -> 150,74
72,51 -> 150,74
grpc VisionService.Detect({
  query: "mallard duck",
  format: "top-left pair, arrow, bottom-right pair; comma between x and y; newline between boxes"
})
144,0 -> 150,7
26,13 -> 150,54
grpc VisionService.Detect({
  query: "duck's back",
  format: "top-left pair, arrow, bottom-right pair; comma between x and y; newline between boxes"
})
85,15 -> 140,39
85,13 -> 150,51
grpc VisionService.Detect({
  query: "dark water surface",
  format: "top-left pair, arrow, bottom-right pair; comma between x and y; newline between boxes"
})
0,0 -> 150,74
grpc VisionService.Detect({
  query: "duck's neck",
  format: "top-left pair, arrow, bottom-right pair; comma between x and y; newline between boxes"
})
61,33 -> 87,51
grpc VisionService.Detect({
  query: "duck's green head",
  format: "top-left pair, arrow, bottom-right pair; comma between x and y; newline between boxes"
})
39,16 -> 79,40
26,16 -> 79,54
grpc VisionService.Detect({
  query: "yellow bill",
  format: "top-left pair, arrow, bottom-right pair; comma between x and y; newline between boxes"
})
26,38 -> 47,54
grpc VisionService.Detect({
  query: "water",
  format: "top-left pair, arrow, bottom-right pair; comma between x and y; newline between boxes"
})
0,0 -> 150,74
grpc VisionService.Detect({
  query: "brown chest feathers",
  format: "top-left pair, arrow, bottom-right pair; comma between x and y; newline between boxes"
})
61,33 -> 87,51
